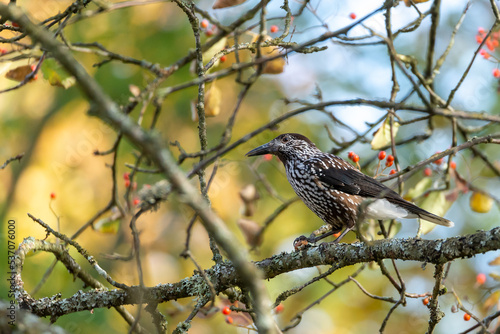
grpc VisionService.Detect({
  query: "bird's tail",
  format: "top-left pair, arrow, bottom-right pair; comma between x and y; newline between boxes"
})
418,211 -> 454,227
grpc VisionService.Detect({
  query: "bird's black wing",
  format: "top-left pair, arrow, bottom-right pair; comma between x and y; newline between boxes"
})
306,156 -> 453,226
307,157 -> 402,200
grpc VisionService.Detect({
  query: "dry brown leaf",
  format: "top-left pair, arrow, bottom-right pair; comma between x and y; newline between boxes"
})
262,56 -> 285,74
129,84 -> 141,97
6,64 -> 36,82
239,184 -> 259,216
403,0 -> 430,6
489,256 -> 500,266
212,0 -> 247,9
237,219 -> 263,247
250,34 -> 285,74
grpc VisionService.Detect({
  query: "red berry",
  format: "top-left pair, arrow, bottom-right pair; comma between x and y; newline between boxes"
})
480,49 -> 491,59
424,168 -> 432,177
433,157 -> 443,165
385,161 -> 393,168
220,55 -> 227,62
386,155 -> 394,163
352,154 -> 360,163
478,27 -> 486,34
205,29 -> 214,37
222,306 -> 231,315
348,151 -> 355,160
0,48 -> 6,55
270,25 -> 279,33
30,64 -> 38,80
349,13 -> 356,19
389,169 -> 397,175
200,19 -> 209,29
50,192 -> 56,199
123,172 -> 130,180
333,231 -> 341,238
476,273 -> 487,285
378,151 -> 386,160
225,316 -> 233,324
125,179 -> 131,188
450,161 -> 456,169
264,154 -> 273,161
422,297 -> 430,305
464,313 -> 471,321
133,198 -> 140,206
275,304 -> 284,313
493,68 -> 500,78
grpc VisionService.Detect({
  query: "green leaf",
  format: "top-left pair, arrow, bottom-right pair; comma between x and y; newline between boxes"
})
94,216 -> 121,234
418,191 -> 453,234
371,117 -> 399,150
404,177 -> 432,201
41,58 -> 75,89
202,37 -> 227,71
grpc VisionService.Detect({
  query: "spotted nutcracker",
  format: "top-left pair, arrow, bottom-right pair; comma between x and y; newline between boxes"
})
246,133 -> 453,243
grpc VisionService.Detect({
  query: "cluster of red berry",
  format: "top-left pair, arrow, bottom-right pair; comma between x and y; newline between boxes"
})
123,172 -> 140,206
347,151 -> 360,163
476,28 -> 500,78
422,153 -> 456,177
200,19 -> 216,37
378,151 -> 396,175
422,273 -> 486,322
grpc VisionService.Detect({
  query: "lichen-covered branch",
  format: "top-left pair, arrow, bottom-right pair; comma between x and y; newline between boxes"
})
14,227 -> 500,318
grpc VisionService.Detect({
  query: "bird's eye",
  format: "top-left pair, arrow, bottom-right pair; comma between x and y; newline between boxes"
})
281,136 -> 290,143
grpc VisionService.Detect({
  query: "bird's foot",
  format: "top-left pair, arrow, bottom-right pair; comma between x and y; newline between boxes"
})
293,235 -> 315,251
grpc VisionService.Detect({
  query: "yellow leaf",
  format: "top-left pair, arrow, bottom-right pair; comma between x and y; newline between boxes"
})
470,192 -> 493,213
489,272 -> 500,281
250,34 -> 285,74
371,117 -> 399,150
41,58 -> 75,89
418,191 -> 453,234
262,56 -> 285,74
404,177 -> 432,201
483,291 -> 500,310
94,216 -> 120,234
205,81 -> 221,117
190,81 -> 221,121
479,161 -> 500,177
201,37 -> 227,70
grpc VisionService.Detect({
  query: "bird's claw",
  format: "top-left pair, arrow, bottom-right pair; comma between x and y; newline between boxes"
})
293,235 -> 315,251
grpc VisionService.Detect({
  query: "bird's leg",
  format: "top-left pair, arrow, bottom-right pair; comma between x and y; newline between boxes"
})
331,226 -> 352,243
309,224 -> 332,240
294,225 -> 350,250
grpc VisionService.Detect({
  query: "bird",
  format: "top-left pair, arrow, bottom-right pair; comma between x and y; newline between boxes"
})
246,133 -> 453,244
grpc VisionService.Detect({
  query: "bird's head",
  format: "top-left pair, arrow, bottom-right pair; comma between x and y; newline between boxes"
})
246,133 -> 319,163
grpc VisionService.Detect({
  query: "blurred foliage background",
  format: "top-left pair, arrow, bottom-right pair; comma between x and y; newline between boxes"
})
1,0 -> 500,333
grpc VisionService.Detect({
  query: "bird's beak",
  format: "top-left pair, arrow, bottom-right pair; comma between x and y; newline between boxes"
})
246,142 -> 274,157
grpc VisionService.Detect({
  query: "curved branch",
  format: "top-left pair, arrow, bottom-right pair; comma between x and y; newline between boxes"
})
14,227 -> 500,317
